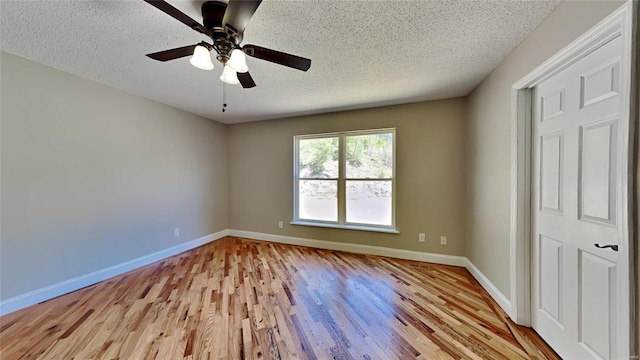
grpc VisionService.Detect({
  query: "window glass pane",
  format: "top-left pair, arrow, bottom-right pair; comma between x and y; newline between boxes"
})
299,137 -> 339,178
346,133 -> 393,179
346,180 -> 392,225
299,180 -> 337,221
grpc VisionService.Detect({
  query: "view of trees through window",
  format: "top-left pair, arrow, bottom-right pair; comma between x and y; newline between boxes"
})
298,137 -> 339,221
296,130 -> 394,227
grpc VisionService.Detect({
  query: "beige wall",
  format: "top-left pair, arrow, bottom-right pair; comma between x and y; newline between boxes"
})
228,99 -> 467,255
465,0 -> 626,298
0,52 -> 229,300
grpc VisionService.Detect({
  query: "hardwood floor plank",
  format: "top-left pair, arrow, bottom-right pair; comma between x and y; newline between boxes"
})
1,237 -> 560,359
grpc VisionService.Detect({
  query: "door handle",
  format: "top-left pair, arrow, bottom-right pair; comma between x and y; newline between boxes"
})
594,244 -> 619,252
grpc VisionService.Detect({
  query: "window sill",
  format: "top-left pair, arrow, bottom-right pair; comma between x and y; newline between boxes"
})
290,221 -> 400,234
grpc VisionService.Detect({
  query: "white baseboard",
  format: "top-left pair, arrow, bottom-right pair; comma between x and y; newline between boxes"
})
0,230 -> 228,316
228,229 -> 467,267
465,258 -> 512,315
1,229 -> 512,320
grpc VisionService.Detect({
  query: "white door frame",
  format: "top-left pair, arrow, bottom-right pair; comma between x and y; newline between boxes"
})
508,1 -> 637,357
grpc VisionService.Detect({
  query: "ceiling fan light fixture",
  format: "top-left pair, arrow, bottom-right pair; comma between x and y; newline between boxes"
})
190,45 -> 214,70
227,49 -> 248,73
220,65 -> 240,85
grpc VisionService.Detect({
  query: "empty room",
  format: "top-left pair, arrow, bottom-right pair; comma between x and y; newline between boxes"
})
1,0 -> 638,359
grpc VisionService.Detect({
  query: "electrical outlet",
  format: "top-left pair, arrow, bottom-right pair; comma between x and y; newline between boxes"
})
278,221 -> 283,229
440,236 -> 447,245
173,228 -> 180,238
418,233 -> 426,242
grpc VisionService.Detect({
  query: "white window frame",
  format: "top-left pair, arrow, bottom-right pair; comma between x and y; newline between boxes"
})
292,128 -> 398,233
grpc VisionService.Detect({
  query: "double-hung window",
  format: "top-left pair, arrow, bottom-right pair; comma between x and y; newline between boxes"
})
293,128 -> 397,233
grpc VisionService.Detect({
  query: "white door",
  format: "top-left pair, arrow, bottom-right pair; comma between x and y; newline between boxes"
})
531,34 -> 626,359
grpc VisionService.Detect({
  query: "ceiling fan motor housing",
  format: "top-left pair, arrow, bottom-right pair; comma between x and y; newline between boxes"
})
202,1 -> 240,63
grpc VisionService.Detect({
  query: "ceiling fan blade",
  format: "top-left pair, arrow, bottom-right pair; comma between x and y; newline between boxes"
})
144,0 -> 209,35
243,45 -> 311,71
222,0 -> 262,35
146,44 -> 198,62
238,72 -> 257,88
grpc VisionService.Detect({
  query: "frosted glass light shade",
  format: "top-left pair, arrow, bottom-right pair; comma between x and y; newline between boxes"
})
220,66 -> 240,85
227,49 -> 248,73
190,45 -> 214,70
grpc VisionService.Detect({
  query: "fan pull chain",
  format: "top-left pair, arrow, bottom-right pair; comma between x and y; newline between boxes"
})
222,82 -> 228,112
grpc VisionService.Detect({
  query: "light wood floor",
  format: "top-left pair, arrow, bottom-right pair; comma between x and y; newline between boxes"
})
1,237 -> 559,359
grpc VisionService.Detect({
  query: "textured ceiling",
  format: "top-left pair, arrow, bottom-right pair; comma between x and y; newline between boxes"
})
0,0 -> 562,124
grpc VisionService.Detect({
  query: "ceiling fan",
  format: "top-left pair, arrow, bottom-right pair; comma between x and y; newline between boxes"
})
143,0 -> 311,88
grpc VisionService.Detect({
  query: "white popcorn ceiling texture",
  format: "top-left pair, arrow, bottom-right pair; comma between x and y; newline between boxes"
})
1,0 -> 562,124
